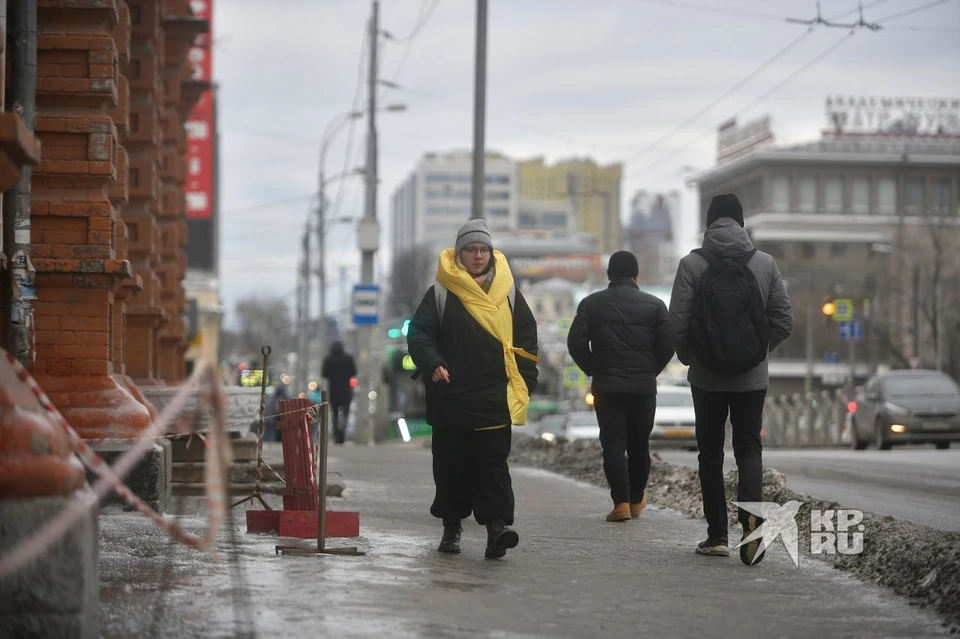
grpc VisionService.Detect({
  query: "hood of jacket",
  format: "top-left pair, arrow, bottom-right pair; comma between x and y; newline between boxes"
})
702,218 -> 754,258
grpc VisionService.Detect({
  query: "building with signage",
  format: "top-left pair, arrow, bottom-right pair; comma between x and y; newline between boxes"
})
692,97 -> 960,392
390,150 -> 520,255
627,190 -> 679,286
519,157 -> 623,254
183,0 -> 224,376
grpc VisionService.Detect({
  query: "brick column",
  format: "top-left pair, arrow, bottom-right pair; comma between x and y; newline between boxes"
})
122,0 -> 167,387
157,4 -> 205,384
30,1 -> 151,439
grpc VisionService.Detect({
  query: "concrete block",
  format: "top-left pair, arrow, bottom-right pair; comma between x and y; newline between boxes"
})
0,493 -> 99,639
87,439 -> 170,513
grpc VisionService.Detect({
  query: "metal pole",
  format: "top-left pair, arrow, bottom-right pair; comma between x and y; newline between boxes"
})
912,263 -> 921,365
470,0 -> 488,220
935,279 -> 943,372
354,0 -> 379,446
317,189 -> 327,386
317,389 -> 329,552
1,0 -> 37,364
805,280 -> 815,395
297,227 -> 310,393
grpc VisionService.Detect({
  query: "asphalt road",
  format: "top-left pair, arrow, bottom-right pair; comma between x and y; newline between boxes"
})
656,448 -> 960,531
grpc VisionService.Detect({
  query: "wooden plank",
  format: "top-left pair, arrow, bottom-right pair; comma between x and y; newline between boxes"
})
246,510 -> 281,534
278,510 -> 360,539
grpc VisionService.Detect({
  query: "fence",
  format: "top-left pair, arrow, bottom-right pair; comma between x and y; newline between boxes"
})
761,388 -> 856,447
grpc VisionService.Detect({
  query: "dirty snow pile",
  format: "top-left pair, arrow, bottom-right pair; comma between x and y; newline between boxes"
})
511,436 -> 960,631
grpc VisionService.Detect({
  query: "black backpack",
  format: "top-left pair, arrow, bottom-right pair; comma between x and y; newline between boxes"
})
689,248 -> 769,374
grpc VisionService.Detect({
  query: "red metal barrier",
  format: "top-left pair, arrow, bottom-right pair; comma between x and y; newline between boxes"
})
277,398 -> 317,512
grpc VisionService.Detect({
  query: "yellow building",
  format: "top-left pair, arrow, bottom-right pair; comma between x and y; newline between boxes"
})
184,275 -> 224,378
519,157 -> 623,253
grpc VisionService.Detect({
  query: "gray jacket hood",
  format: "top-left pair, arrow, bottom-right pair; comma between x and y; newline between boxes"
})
701,218 -> 754,258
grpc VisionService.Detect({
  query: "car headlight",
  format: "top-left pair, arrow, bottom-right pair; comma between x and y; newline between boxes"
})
541,432 -> 556,442
883,402 -> 910,416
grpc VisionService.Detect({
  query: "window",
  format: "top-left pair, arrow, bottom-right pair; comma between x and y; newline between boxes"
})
485,175 -> 509,184
801,243 -> 816,258
486,191 -> 509,201
905,177 -> 924,215
762,241 -> 785,259
824,177 -> 843,213
486,207 -> 509,217
830,243 -> 847,257
932,178 -> 952,215
772,175 -> 789,212
797,177 -> 816,213
851,177 -> 869,214
877,177 -> 897,214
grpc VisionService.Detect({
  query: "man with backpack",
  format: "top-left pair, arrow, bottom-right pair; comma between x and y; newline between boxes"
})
567,251 -> 674,523
407,219 -> 539,559
668,193 -> 793,565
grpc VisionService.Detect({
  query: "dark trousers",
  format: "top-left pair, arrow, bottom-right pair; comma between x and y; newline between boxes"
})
593,393 -> 657,505
431,425 -> 514,526
331,402 -> 350,444
691,387 -> 767,540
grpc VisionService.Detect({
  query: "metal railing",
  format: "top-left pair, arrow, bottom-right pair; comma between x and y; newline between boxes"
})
762,388 -> 853,447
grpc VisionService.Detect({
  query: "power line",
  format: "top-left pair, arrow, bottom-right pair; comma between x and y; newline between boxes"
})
635,0 -> 789,23
328,24 -> 369,223
629,29 -> 858,180
383,0 -> 436,43
875,0 -> 958,23
221,194 -> 315,217
224,125 -> 320,148
623,27 -> 815,164
826,0 -> 896,20
380,0 -> 441,101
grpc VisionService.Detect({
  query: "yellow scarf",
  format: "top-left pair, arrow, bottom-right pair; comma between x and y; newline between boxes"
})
436,248 -> 540,426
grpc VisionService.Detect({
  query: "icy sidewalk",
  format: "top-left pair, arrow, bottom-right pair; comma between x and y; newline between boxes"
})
98,444 -> 949,638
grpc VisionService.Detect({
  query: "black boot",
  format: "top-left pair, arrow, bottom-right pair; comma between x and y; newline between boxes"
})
438,520 -> 462,554
484,520 -> 519,559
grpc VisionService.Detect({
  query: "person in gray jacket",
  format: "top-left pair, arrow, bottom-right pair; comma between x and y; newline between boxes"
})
668,193 -> 794,565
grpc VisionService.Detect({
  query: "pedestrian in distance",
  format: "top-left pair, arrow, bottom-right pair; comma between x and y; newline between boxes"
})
668,193 -> 794,565
407,219 -> 540,559
567,251 -> 675,523
321,341 -> 357,445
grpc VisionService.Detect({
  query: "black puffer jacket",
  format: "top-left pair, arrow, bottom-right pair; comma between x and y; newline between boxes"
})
567,280 -> 674,395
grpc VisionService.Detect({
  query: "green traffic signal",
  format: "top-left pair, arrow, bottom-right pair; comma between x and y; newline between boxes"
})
400,319 -> 411,337
388,328 -> 401,339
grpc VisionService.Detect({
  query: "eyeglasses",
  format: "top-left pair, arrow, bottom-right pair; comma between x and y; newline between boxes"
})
462,246 -> 490,256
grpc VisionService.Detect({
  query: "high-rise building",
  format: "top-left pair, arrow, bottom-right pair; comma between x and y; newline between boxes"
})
519,157 -> 622,254
390,150 -> 519,255
627,190 -> 679,285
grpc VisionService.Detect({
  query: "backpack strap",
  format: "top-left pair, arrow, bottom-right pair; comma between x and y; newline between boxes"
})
692,248 -> 721,268
434,281 -> 448,320
734,248 -> 759,266
434,280 -> 515,321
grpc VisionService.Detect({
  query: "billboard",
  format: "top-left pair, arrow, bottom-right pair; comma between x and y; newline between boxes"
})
184,0 -> 216,272
509,253 -> 602,282
825,96 -> 960,137
717,115 -> 775,164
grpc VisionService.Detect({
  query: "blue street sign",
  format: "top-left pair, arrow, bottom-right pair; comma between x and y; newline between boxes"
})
352,285 -> 380,326
823,350 -> 841,364
838,320 -> 864,342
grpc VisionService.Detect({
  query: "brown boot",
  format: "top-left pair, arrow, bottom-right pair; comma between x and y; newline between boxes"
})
631,495 -> 648,519
606,503 -> 631,522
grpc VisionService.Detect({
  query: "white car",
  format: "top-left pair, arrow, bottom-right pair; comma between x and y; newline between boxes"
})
650,385 -> 698,450
563,411 -> 601,440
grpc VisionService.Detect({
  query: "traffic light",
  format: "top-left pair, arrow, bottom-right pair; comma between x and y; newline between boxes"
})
401,319 -> 411,337
822,301 -> 836,317
585,392 -> 595,407
388,328 -> 402,339
388,319 -> 412,339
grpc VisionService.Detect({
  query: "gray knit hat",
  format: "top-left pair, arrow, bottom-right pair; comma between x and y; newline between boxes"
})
455,219 -> 493,254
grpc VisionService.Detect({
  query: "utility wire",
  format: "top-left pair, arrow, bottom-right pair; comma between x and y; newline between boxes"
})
221,194 -> 315,217
827,0 -> 896,20
328,24 -> 369,224
384,0 -> 436,43
635,0 -> 789,23
623,27 -> 815,164
224,125 -> 320,147
380,0 -> 441,101
874,0 -> 958,23
629,29 -> 858,180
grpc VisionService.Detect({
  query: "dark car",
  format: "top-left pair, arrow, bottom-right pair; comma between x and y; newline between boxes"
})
850,369 -> 960,450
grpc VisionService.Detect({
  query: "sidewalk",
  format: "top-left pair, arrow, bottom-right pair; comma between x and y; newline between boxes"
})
98,443 -> 949,638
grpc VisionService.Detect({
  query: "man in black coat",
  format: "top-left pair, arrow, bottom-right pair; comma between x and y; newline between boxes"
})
321,341 -> 357,445
567,251 -> 674,522
408,219 -> 539,560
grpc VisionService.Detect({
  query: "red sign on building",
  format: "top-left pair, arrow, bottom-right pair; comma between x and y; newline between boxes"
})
185,0 -> 214,220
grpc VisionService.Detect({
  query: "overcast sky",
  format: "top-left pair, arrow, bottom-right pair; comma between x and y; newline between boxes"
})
214,0 -> 960,326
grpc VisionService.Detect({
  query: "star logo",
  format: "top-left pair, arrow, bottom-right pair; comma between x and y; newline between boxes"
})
732,501 -> 804,567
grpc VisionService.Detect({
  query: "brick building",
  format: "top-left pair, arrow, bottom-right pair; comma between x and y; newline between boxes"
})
0,1 -> 208,438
